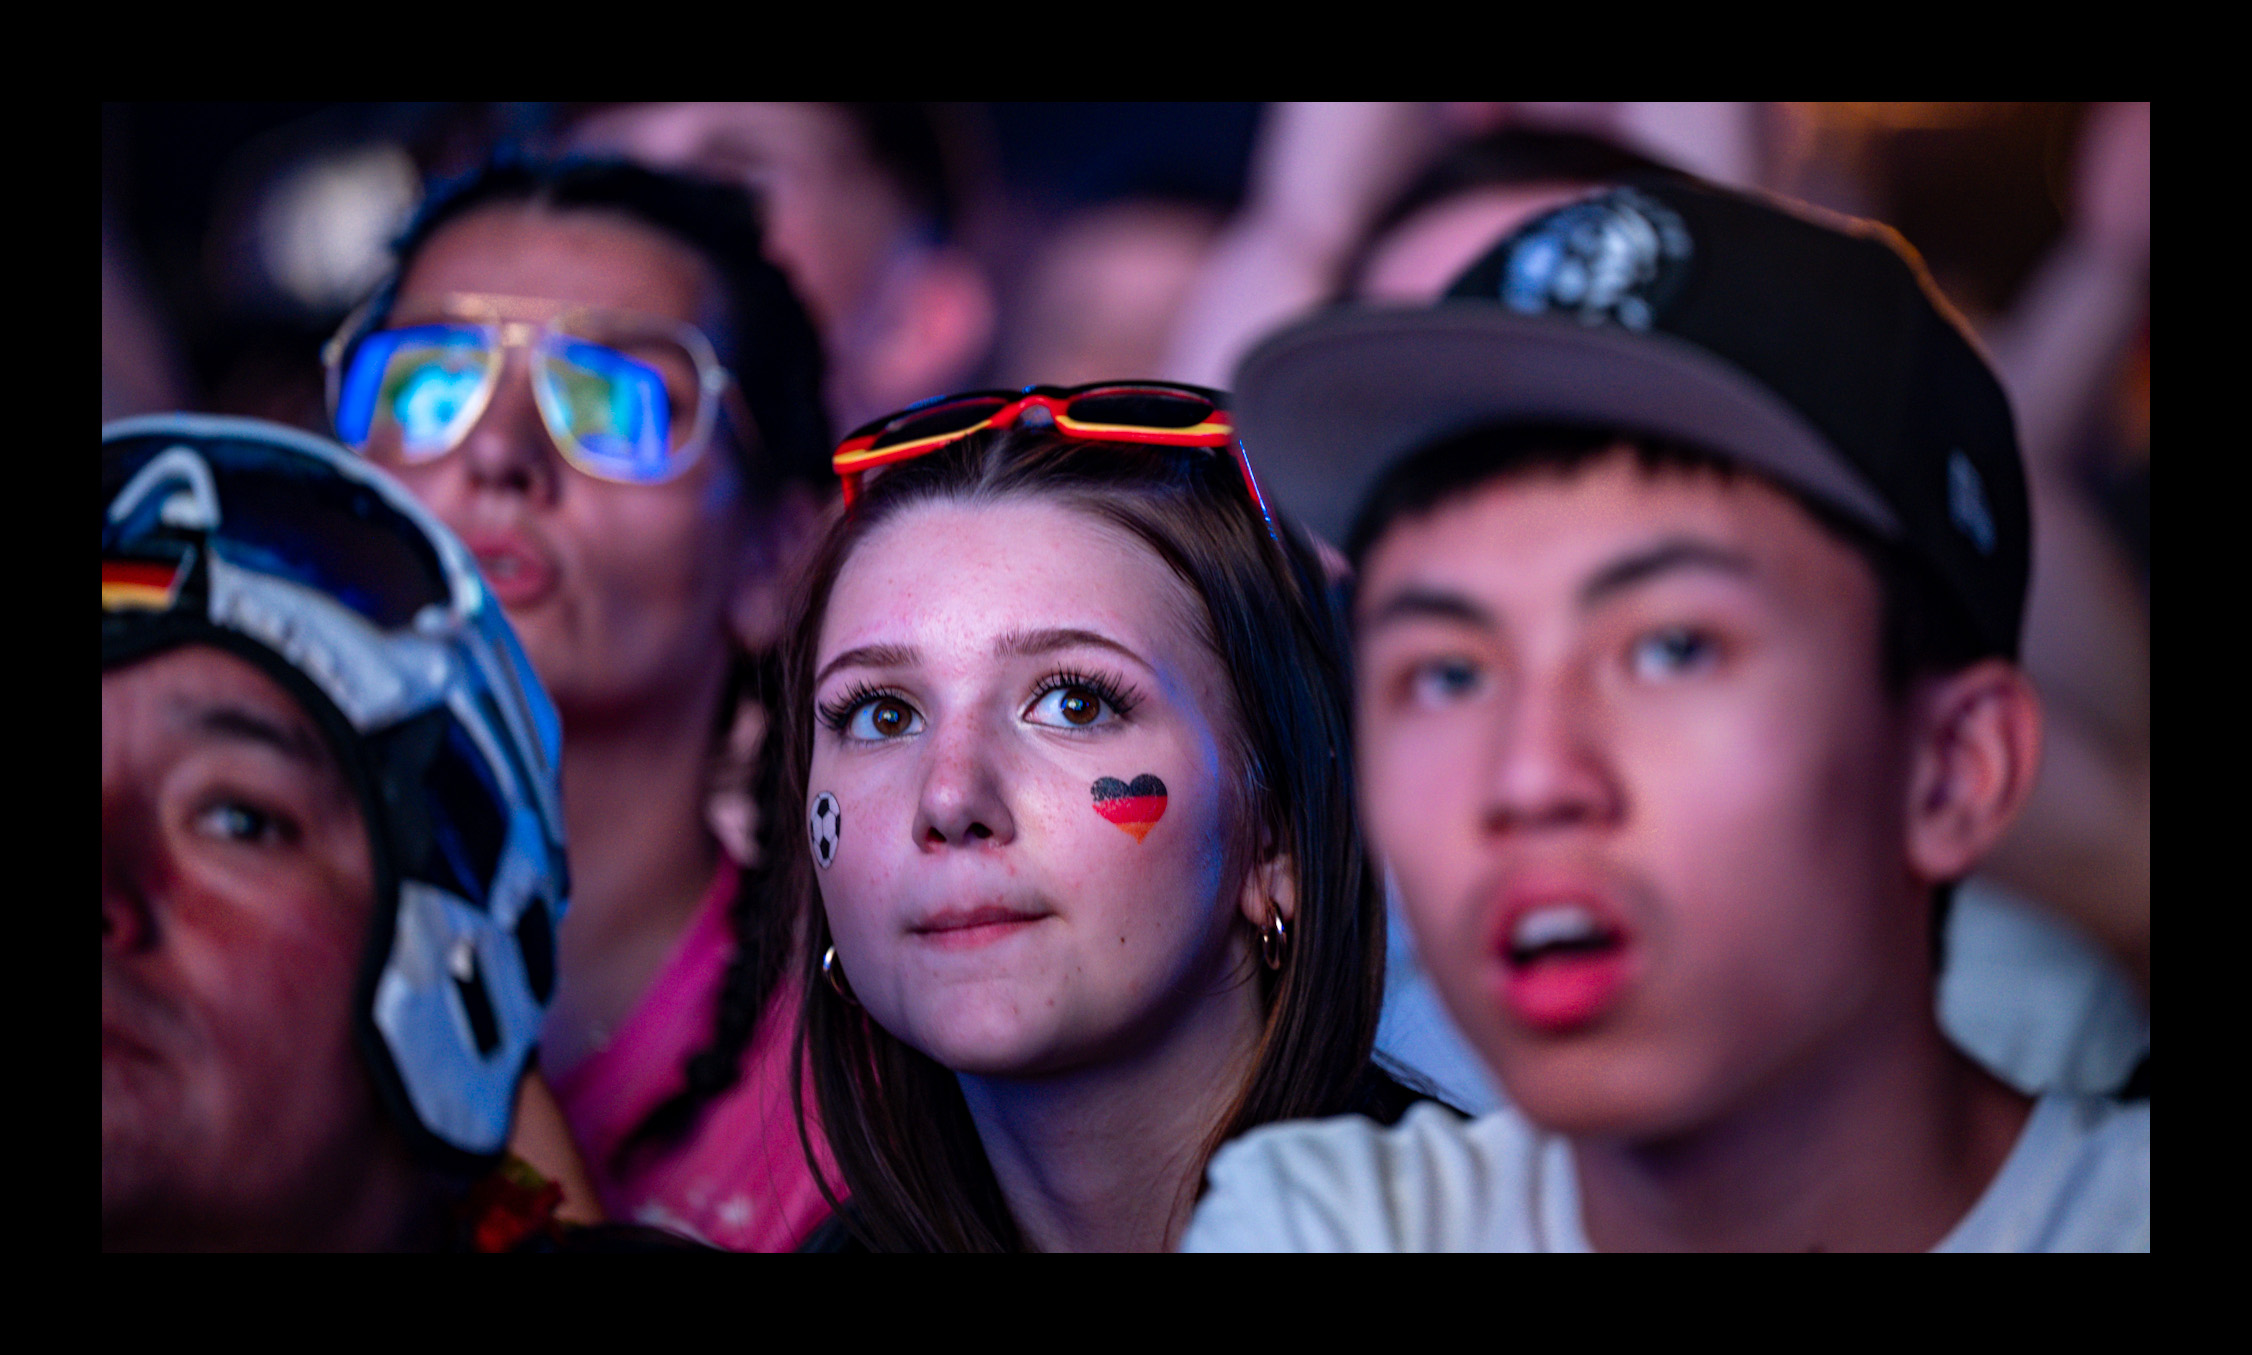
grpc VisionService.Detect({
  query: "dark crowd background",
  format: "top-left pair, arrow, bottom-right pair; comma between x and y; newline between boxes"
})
100,101 -> 2147,740
105,103 -> 1240,433
100,105 -> 2144,589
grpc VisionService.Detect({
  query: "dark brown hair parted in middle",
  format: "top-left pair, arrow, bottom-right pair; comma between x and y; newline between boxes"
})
782,425 -> 1392,1251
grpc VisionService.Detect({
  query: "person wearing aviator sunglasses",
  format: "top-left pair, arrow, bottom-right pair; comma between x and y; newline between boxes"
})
786,382 -> 1442,1252
328,157 -> 836,1251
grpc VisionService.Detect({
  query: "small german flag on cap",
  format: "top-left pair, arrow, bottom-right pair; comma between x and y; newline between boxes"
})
103,557 -> 186,613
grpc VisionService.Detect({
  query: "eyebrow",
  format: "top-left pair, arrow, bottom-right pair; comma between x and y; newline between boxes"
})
1358,538 -> 1758,636
994,627 -> 1148,669
1579,538 -> 1756,608
816,629 -> 1152,687
189,705 -> 327,767
1358,588 -> 1495,635
815,643 -> 918,687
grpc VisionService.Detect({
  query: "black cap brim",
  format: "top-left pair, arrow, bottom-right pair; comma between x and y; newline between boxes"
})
1235,302 -> 1900,552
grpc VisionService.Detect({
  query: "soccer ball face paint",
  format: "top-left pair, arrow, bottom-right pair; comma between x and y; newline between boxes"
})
810,791 -> 842,869
808,498 -> 1262,1081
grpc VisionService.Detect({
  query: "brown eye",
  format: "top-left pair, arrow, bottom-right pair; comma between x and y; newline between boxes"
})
1027,682 -> 1119,730
840,693 -> 924,741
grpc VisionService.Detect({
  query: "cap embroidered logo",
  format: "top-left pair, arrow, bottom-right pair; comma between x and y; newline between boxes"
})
1499,188 -> 1693,332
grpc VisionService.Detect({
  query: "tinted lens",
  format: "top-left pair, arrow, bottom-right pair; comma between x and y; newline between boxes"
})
869,396 -> 1010,451
534,337 -> 681,483
104,433 -> 457,631
340,325 -> 498,459
1063,389 -> 1216,429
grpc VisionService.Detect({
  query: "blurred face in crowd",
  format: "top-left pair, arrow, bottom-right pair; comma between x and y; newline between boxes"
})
571,102 -> 916,349
1353,452 -> 1927,1140
569,102 -> 993,430
103,646 -> 384,1247
996,201 -> 1220,389
1356,184 -> 1598,303
368,204 -> 766,723
809,497 -> 1271,1080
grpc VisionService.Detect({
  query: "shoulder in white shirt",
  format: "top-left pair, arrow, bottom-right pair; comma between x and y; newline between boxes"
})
1183,1094 -> 2148,1252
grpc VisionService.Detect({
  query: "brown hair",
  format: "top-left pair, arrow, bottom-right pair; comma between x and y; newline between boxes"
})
784,426 -> 1386,1250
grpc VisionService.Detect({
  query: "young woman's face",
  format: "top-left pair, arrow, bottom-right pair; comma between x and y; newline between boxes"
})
809,498 -> 1268,1079
373,205 -> 762,720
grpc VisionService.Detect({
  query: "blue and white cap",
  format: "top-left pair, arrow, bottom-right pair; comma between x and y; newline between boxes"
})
103,414 -> 570,1169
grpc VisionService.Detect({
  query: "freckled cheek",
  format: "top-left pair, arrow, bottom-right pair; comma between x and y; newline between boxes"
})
1033,771 -> 1217,920
808,778 -> 914,945
1105,787 -> 1234,943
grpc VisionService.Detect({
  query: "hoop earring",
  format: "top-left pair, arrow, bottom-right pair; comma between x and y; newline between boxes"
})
1259,902 -> 1290,971
822,944 -> 859,1005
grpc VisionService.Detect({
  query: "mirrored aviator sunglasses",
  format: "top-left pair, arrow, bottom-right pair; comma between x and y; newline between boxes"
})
832,382 -> 1275,533
326,300 -> 730,486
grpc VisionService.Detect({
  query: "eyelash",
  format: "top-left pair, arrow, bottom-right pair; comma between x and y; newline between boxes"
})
814,669 -> 1143,736
817,681 -> 904,735
1027,669 -> 1140,722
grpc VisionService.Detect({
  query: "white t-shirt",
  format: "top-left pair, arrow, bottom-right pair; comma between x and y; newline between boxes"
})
1182,1095 -> 2148,1252
1939,879 -> 2149,1097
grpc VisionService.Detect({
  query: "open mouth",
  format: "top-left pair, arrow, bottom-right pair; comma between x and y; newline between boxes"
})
1497,900 -> 1633,1032
1506,903 -> 1625,968
464,533 -> 557,606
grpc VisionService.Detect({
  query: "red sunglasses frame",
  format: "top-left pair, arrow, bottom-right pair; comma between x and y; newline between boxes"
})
831,383 -> 1275,533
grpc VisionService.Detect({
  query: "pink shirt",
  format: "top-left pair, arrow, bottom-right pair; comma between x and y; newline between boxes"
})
552,860 -> 836,1251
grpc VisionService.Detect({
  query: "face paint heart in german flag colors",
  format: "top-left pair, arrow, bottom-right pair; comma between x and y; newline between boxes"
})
1091,774 -> 1167,843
